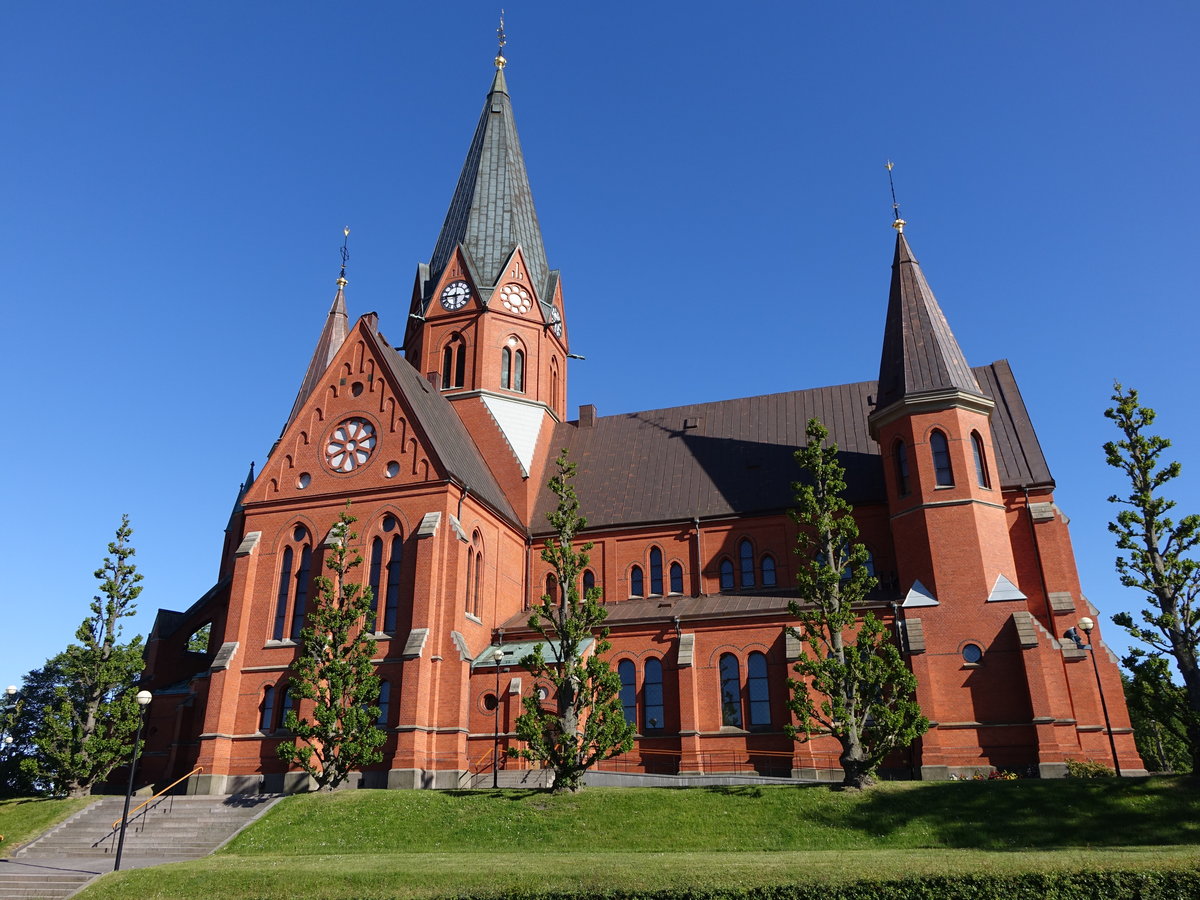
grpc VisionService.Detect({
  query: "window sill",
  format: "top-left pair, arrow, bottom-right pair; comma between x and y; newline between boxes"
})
465,613 -> 483,625
264,639 -> 298,648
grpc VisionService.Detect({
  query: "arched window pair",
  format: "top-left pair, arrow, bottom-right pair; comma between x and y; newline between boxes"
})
368,516 -> 404,634
618,657 -> 666,732
259,682 -> 294,733
718,540 -> 776,591
629,547 -> 684,598
718,652 -> 771,729
272,525 -> 313,641
501,343 -> 525,392
441,334 -> 467,389
895,430 -> 989,493
466,532 -> 484,616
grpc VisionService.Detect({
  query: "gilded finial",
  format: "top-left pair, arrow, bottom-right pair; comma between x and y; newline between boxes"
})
886,160 -> 905,233
495,9 -> 507,69
338,226 -> 350,287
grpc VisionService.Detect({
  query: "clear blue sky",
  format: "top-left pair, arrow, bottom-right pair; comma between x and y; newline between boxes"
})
2,2 -> 1197,689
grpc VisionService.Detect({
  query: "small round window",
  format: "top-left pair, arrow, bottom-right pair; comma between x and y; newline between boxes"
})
482,693 -> 499,711
961,643 -> 983,664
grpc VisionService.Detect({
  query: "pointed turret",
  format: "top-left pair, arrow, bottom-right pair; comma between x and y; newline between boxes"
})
425,61 -> 550,301
286,272 -> 349,426
875,231 -> 983,412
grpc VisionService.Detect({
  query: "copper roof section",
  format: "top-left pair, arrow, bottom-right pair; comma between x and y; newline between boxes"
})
427,66 -> 551,299
285,279 -> 349,426
876,232 -> 983,410
532,361 -> 1052,535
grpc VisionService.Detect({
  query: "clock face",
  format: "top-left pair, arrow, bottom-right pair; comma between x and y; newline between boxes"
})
499,284 -> 532,314
440,280 -> 471,311
549,306 -> 562,338
325,417 -> 377,473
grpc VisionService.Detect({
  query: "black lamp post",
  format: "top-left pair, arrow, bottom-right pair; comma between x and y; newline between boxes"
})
1069,617 -> 1121,777
492,647 -> 504,789
114,689 -> 153,872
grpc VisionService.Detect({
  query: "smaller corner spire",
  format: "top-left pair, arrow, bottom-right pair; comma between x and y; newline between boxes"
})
494,9 -> 507,70
886,160 -> 906,234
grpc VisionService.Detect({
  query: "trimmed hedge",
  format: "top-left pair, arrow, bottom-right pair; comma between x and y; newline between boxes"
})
461,871 -> 1200,900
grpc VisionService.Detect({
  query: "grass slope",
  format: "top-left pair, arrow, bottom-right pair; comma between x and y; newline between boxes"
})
74,778 -> 1200,900
0,796 -> 95,852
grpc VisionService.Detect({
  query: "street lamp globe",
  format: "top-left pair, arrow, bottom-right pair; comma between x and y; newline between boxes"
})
1078,616 -> 1095,634
135,690 -> 153,707
492,649 -> 504,664
5,686 -> 15,697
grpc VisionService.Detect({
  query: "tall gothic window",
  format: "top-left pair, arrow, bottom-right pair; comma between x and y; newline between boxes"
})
501,347 -> 512,389
971,431 -> 991,489
618,659 -> 636,725
368,516 -> 404,633
471,531 -> 484,618
513,349 -> 525,392
582,569 -> 596,597
630,565 -> 644,598
739,539 -> 755,588
273,525 -> 313,641
894,440 -> 910,496
669,561 -> 684,594
719,558 -> 735,591
747,652 -> 771,728
643,658 -> 665,731
377,680 -> 391,728
719,653 -> 742,727
441,334 -> 466,389
649,547 -> 664,595
761,555 -> 776,587
931,430 -> 954,487
260,686 -> 276,733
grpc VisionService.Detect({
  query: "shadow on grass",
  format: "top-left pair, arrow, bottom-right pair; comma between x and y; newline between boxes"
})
820,776 -> 1200,850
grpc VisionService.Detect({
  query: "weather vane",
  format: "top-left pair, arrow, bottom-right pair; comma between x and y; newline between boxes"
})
338,226 -> 350,285
495,9 -> 507,69
885,161 -> 905,233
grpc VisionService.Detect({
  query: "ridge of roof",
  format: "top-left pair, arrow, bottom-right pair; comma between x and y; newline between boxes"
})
876,232 -> 983,409
426,67 -> 550,301
371,333 -> 521,529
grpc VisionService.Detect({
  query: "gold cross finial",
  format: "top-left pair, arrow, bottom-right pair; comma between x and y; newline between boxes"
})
886,160 -> 905,233
495,10 -> 507,69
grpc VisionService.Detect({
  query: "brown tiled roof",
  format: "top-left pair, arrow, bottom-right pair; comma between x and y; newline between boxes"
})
532,360 -> 1052,534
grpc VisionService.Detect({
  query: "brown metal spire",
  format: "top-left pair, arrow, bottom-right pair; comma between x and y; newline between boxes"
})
285,231 -> 351,426
875,228 -> 983,411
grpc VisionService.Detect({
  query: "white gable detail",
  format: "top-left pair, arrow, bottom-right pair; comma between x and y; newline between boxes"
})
987,574 -> 1027,603
481,394 -> 546,476
902,580 -> 939,608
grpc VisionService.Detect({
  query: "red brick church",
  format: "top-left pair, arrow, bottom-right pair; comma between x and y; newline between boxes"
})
139,53 -> 1144,793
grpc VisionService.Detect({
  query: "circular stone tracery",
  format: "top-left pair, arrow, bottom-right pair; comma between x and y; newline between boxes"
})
499,284 -> 532,314
325,417 -> 377,473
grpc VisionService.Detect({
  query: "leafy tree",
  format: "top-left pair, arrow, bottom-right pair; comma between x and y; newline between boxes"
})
28,516 -> 146,797
787,418 -> 927,789
3,656 -> 67,796
277,508 -> 385,790
1104,384 -> 1200,771
185,623 -> 211,654
1122,657 -> 1192,773
510,450 -> 636,793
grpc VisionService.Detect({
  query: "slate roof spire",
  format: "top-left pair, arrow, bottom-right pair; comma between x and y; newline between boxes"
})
875,228 -> 984,411
286,242 -> 351,425
426,48 -> 550,299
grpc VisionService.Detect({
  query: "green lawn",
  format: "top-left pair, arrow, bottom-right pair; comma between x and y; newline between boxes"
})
0,796 -> 94,852
64,777 -> 1200,899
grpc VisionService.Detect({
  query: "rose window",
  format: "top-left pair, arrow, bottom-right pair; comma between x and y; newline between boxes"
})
325,418 -> 377,473
500,284 -> 532,314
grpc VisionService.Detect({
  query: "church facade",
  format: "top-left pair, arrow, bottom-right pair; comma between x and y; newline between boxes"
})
138,58 -> 1144,794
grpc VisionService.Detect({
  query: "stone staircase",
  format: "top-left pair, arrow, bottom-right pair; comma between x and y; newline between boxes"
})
0,794 -> 279,899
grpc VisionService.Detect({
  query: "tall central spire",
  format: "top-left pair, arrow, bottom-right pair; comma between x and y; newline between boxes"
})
426,49 -> 550,300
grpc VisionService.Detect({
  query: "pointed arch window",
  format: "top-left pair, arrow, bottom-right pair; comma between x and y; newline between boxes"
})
669,561 -> 684,594
761,555 -> 776,587
719,653 -> 742,727
546,573 -> 559,605
501,347 -> 512,389
719,558 -> 735,591
644,658 -> 665,731
895,440 -> 911,496
739,539 -> 755,588
618,659 -> 636,725
279,685 -> 293,732
260,686 -> 276,733
649,547 -> 664,595
441,334 -> 466,389
582,568 -> 596,597
931,430 -> 954,487
971,431 -> 991,489
471,531 -> 484,618
747,652 -> 771,728
273,525 -> 313,641
513,349 -> 525,392
369,517 -> 404,633
551,357 -> 560,412
630,565 -> 644,598
377,680 -> 391,728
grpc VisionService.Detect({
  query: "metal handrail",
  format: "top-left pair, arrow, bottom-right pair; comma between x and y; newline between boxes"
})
112,766 -> 204,830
